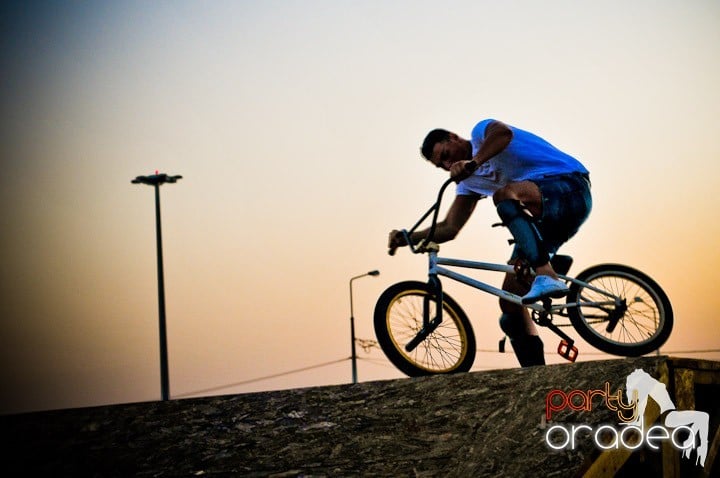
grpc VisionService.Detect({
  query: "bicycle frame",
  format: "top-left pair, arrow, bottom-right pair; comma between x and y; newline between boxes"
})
433,253 -> 543,310
401,176 -> 619,310
397,177 -> 623,361
430,253 -> 618,312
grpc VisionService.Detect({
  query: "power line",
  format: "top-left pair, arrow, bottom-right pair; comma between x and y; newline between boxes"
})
173,347 -> 719,399
487,348 -> 720,357
173,357 -> 349,398
356,340 -> 720,356
660,349 -> 720,354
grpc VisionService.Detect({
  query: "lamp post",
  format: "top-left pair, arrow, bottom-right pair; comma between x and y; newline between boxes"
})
132,172 -> 182,401
349,270 -> 380,384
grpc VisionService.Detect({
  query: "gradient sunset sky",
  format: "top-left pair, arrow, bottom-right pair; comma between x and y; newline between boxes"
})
1,0 -> 719,414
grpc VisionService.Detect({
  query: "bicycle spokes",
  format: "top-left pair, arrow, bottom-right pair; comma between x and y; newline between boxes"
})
578,289 -> 657,342
374,282 -> 475,376
567,265 -> 672,356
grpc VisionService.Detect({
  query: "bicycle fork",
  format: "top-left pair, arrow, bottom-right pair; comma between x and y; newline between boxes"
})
404,252 -> 444,353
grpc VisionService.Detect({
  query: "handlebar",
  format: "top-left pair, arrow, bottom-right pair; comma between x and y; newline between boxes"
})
387,175 -> 457,256
388,160 -> 480,256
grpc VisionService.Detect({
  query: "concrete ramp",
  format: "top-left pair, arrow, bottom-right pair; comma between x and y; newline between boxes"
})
3,356 -> 718,477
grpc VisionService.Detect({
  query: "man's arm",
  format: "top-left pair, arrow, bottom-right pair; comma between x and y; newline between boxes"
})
389,194 -> 479,253
450,120 -> 513,182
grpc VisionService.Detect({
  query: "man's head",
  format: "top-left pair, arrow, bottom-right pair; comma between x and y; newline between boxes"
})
421,129 -> 472,170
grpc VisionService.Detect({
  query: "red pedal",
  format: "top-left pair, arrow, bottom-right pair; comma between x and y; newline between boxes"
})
557,340 -> 578,362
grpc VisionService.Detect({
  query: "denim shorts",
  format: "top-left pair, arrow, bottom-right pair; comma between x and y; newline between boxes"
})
511,172 -> 592,259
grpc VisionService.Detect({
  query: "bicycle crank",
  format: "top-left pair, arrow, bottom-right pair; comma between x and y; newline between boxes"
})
605,299 -> 627,333
534,299 -> 579,362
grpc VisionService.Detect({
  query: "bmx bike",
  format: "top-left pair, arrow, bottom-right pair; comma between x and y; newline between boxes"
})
374,177 -> 673,377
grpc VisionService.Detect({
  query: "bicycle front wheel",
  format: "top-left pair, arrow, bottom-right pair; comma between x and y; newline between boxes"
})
567,264 -> 673,356
374,281 -> 476,377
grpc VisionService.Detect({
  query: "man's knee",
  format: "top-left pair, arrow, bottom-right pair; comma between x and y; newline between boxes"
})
500,271 -> 529,317
493,184 -> 515,204
492,181 -> 541,208
499,313 -> 525,338
499,298 -> 524,319
499,314 -> 545,367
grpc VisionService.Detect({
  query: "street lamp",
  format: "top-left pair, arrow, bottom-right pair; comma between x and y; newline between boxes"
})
349,270 -> 380,384
132,172 -> 182,401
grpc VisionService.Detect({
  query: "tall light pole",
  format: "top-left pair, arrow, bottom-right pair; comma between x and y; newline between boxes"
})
349,270 -> 380,384
132,172 -> 182,401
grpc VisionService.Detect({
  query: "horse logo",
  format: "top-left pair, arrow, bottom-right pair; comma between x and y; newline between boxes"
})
625,369 -> 709,466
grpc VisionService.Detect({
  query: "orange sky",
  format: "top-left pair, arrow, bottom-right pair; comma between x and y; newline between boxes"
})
1,1 -> 719,414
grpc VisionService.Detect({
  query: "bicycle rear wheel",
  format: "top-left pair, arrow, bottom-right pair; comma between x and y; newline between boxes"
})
374,281 -> 476,377
567,264 -> 673,356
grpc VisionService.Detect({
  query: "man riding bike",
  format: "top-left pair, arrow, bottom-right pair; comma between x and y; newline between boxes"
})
388,119 -> 592,367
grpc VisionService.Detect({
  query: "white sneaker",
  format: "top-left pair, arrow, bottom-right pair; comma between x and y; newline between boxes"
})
522,275 -> 569,304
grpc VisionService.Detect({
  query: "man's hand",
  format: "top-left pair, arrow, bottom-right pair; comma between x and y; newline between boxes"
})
450,160 -> 478,183
388,229 -> 409,255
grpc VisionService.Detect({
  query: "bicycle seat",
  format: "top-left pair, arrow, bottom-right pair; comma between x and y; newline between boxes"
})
551,255 -> 573,275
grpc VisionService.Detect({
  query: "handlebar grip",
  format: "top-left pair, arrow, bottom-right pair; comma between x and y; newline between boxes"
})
388,229 -> 410,256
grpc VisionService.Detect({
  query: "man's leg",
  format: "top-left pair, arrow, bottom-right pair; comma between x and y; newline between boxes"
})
499,271 -> 545,367
493,181 -> 568,303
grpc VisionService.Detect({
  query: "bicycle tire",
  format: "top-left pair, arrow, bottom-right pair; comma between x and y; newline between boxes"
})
374,281 -> 476,377
567,264 -> 673,356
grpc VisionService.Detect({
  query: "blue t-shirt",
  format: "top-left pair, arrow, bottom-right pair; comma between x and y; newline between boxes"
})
456,119 -> 589,197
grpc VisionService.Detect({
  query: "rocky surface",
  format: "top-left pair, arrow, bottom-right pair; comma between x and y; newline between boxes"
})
2,356 -> 718,476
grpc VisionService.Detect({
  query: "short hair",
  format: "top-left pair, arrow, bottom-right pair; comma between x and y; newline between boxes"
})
420,129 -> 451,160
